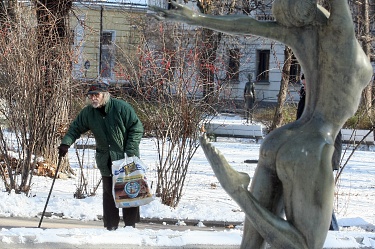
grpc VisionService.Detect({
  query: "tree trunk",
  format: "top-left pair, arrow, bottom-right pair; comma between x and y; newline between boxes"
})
270,46 -> 292,131
360,0 -> 372,115
199,28 -> 221,102
34,0 -> 72,173
196,1 -> 222,103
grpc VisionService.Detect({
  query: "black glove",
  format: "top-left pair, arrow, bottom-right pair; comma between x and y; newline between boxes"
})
58,144 -> 70,158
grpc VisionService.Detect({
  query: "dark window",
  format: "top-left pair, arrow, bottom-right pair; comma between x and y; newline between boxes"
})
102,32 -> 113,45
101,48 -> 113,78
227,49 -> 240,80
100,31 -> 115,78
257,50 -> 269,81
288,52 -> 301,84
70,29 -> 75,45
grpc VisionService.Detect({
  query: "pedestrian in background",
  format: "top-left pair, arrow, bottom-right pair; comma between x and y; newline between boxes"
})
296,74 -> 306,120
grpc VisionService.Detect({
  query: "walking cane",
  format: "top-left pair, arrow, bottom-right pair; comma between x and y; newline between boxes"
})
38,156 -> 63,228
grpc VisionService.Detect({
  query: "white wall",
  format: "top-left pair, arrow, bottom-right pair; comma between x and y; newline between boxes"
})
216,35 -> 301,104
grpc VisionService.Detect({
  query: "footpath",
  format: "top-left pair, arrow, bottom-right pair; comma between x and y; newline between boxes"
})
0,216 -> 242,249
0,216 -> 374,249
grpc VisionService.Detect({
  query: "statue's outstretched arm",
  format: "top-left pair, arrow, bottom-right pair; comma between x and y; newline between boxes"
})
199,135 -> 308,249
328,0 -> 355,36
150,2 -> 290,43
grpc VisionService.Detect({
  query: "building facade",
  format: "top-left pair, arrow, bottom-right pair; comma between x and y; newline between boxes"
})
69,0 -> 303,104
70,1 -> 147,83
147,0 -> 303,104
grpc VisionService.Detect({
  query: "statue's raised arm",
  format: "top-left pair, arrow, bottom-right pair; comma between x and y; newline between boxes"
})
151,2 -> 292,44
150,1 -> 330,45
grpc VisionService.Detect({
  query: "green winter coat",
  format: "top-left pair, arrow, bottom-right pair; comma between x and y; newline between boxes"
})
61,98 -> 144,176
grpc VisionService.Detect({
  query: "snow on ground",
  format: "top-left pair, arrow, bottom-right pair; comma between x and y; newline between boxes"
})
0,114 -> 374,247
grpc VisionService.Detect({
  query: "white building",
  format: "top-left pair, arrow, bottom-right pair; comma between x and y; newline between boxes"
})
147,0 -> 302,104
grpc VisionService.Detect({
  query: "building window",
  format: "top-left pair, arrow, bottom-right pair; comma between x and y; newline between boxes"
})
100,31 -> 115,78
256,50 -> 270,81
289,52 -> 301,84
70,29 -> 75,45
227,48 -> 240,80
102,32 -> 113,45
71,17 -> 85,79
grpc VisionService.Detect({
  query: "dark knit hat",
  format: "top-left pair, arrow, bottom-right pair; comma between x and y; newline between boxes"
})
87,80 -> 109,94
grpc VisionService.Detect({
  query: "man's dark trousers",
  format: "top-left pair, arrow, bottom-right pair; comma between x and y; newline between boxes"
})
102,176 -> 140,228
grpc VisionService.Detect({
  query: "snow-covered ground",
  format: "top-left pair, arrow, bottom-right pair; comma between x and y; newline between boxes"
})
0,114 -> 374,247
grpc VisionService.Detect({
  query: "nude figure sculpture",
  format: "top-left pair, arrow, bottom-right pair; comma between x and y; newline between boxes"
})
151,0 -> 373,248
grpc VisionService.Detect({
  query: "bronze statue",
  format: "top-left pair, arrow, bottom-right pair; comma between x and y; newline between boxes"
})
244,74 -> 255,123
151,0 -> 373,248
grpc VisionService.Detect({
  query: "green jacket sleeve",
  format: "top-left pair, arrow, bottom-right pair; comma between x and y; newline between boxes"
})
61,108 -> 90,146
120,103 -> 144,157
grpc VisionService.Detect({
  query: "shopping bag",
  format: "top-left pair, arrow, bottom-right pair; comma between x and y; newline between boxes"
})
111,156 -> 155,208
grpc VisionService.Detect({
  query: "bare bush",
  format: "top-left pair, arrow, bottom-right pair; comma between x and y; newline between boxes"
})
111,18 -> 232,207
0,3 -> 71,194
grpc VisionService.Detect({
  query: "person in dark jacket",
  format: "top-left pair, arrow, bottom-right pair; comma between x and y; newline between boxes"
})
58,80 -> 144,230
296,74 -> 306,120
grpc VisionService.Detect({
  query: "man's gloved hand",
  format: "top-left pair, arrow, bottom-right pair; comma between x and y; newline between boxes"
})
58,144 -> 70,158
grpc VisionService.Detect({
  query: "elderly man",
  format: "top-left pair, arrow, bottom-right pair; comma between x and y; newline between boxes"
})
58,80 -> 144,230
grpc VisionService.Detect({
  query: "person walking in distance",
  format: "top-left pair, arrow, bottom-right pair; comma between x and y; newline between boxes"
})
58,80 -> 144,230
296,74 -> 306,120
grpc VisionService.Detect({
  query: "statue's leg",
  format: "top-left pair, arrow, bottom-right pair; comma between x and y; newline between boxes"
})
249,102 -> 254,123
200,134 -> 309,248
241,164 -> 283,249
